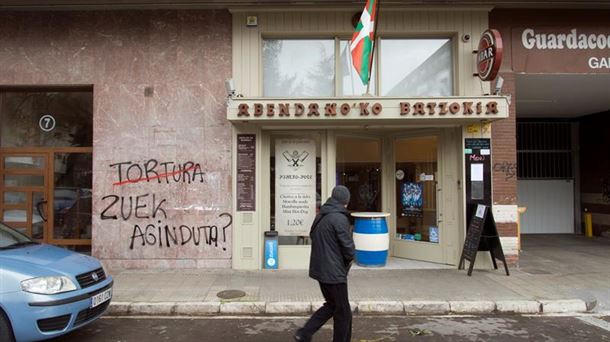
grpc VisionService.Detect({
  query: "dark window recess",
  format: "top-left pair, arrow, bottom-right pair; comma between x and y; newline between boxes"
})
37,314 -> 71,332
75,268 -> 106,289
0,88 -> 93,148
517,121 -> 573,179
74,300 -> 110,327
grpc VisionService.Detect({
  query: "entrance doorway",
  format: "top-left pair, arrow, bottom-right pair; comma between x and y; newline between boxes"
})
336,130 -> 460,266
0,88 -> 93,250
391,135 -> 444,263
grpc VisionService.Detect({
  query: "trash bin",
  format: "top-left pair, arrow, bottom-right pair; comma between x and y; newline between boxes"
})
264,230 -> 278,269
351,212 -> 390,267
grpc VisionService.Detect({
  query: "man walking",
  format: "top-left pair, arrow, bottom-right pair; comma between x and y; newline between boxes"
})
295,185 -> 355,342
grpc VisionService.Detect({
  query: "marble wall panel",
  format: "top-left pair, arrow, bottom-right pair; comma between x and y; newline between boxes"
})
148,11 -> 180,86
0,10 -> 233,269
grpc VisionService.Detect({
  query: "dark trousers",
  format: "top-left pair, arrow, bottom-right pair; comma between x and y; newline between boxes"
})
299,282 -> 352,342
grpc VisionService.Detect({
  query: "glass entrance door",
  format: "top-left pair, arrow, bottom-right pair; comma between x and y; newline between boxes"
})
392,135 -> 444,263
0,87 -> 93,250
0,150 -> 92,247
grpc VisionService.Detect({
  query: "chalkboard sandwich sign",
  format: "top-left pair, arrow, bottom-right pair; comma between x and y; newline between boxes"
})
458,204 -> 509,276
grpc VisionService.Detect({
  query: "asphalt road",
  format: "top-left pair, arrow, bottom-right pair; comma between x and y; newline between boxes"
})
52,315 -> 610,341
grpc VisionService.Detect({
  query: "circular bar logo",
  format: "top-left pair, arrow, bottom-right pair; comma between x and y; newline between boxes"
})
477,29 -> 503,81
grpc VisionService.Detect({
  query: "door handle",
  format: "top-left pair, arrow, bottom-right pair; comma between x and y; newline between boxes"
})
36,200 -> 48,222
435,183 -> 442,225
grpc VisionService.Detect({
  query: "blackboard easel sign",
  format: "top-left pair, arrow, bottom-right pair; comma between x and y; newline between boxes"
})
458,204 -> 509,276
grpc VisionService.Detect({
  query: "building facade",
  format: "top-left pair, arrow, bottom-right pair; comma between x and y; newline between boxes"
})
227,8 -> 513,270
490,8 -> 610,238
3,1 -> 604,270
0,10 -> 234,268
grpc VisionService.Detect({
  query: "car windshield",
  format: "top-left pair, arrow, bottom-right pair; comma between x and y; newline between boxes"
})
0,222 -> 35,249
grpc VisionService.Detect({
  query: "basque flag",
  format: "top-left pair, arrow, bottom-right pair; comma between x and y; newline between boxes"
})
350,0 -> 378,86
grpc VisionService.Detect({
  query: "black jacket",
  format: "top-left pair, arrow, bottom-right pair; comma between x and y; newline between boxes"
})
308,197 -> 355,284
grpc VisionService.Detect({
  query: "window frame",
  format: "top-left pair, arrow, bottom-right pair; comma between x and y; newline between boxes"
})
260,35 -> 456,98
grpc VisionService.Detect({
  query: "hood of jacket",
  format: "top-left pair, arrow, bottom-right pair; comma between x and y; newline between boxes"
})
318,197 -> 349,216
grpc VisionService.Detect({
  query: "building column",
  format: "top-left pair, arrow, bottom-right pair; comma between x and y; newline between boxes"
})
491,71 -> 519,265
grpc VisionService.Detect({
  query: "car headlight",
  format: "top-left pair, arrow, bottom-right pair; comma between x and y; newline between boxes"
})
21,276 -> 77,294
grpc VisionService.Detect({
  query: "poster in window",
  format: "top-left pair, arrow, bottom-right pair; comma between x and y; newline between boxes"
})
400,182 -> 423,217
275,138 -> 316,236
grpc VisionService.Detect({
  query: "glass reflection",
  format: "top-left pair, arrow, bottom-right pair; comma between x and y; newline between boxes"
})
32,192 -> 45,240
4,175 -> 44,187
336,136 -> 382,213
4,156 -> 45,169
339,40 -> 377,96
263,39 -> 335,97
4,192 -> 26,205
53,153 -> 92,240
3,210 -> 27,223
0,90 -> 93,148
380,39 -> 453,96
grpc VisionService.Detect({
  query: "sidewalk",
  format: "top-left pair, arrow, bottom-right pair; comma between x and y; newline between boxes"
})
107,235 -> 610,316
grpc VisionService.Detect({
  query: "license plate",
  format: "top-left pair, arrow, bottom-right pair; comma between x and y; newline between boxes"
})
90,288 -> 112,308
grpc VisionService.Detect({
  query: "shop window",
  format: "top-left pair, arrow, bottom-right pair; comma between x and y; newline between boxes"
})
339,40 -> 377,96
262,38 -> 453,97
0,89 -> 93,148
270,134 -> 322,245
380,39 -> 453,96
394,136 -> 439,243
336,136 -> 382,212
263,39 -> 335,97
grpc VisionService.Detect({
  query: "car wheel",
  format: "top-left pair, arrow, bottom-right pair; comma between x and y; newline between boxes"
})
0,309 -> 15,342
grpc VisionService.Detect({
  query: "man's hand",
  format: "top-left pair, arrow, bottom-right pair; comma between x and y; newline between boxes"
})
345,259 -> 353,273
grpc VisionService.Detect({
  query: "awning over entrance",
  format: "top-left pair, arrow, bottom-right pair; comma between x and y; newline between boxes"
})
226,96 -> 509,126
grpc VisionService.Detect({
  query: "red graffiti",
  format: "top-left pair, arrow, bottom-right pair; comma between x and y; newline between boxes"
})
113,165 -> 197,186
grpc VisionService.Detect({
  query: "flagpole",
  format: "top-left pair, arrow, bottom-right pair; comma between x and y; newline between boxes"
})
365,0 -> 380,96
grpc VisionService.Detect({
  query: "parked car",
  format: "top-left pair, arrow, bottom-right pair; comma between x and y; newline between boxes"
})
0,222 -> 112,341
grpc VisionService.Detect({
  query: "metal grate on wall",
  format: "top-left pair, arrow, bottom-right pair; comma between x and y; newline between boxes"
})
517,121 -> 573,180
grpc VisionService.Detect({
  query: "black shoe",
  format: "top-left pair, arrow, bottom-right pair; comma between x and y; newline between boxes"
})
293,329 -> 310,342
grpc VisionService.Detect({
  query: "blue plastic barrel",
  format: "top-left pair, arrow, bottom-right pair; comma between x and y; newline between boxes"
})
351,212 -> 390,267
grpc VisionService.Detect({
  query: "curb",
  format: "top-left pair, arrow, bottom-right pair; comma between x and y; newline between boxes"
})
539,299 -> 588,313
108,299 -> 591,316
403,301 -> 450,315
449,301 -> 495,314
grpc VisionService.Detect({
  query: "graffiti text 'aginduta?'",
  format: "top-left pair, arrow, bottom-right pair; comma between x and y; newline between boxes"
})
129,213 -> 232,250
